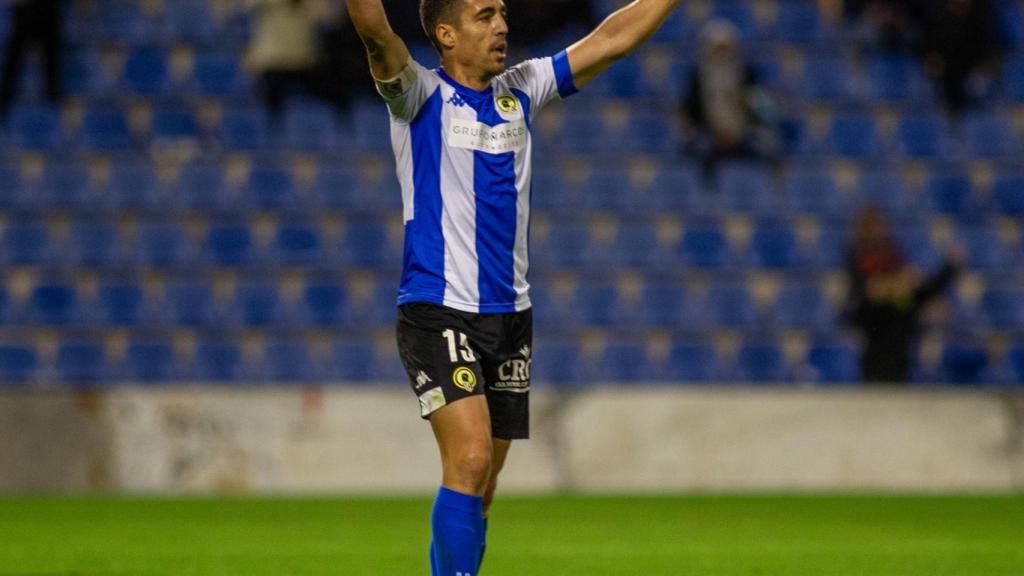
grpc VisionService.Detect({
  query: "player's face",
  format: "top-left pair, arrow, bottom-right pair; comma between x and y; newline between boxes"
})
453,0 -> 509,77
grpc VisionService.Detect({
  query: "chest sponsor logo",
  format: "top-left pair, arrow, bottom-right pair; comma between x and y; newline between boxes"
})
446,117 -> 527,154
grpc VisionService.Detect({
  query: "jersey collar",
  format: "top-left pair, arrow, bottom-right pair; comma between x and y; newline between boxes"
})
437,67 -> 494,99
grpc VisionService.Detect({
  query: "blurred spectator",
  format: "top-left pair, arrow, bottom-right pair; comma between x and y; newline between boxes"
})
846,0 -> 922,52
843,207 -> 963,383
913,0 -> 1001,114
0,0 -> 64,119
249,0 -> 354,116
679,20 -> 780,176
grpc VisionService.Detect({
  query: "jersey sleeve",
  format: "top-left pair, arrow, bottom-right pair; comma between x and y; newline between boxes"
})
500,50 -> 578,120
374,58 -> 436,123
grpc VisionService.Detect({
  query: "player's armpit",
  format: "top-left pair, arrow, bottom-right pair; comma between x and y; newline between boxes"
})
565,0 -> 681,89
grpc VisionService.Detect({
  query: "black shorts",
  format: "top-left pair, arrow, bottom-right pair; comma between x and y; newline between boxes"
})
396,302 -> 532,440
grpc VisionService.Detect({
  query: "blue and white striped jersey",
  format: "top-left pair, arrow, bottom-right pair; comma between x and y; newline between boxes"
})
377,51 -> 577,314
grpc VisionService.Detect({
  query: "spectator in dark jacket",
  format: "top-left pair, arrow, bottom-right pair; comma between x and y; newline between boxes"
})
0,0 -> 64,119
844,206 -> 964,383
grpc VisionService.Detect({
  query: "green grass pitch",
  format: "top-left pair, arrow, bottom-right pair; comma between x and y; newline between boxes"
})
1,494 -> 1022,575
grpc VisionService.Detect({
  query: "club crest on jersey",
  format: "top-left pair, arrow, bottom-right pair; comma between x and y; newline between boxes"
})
496,94 -> 519,114
453,367 -> 478,393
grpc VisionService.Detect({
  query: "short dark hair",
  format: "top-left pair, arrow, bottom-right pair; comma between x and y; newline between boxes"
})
420,0 -> 462,53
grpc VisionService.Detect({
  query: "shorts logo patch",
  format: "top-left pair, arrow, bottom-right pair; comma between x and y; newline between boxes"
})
452,367 -> 478,393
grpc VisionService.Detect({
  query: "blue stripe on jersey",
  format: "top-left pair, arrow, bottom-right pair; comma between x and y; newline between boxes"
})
398,90 -> 446,307
552,51 -> 578,98
473,96 -> 519,313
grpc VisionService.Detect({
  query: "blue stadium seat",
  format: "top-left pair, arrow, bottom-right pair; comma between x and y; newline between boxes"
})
25,282 -> 79,325
163,280 -> 217,327
219,108 -> 271,150
121,341 -> 177,382
706,280 -> 757,328
194,340 -> 245,381
961,225 -> 1010,270
284,101 -> 341,151
869,53 -> 929,102
339,220 -> 396,268
93,0 -> 147,42
622,109 -> 679,155
352,101 -> 390,152
2,221 -> 52,265
775,0 -> 822,44
573,281 -> 621,326
711,0 -> 758,39
774,279 -> 831,329
802,55 -> 856,102
532,221 -> 591,269
896,114 -> 948,158
963,112 -> 1012,158
300,281 -> 349,326
122,46 -> 169,95
980,288 -> 1024,330
925,174 -> 979,218
0,283 -> 8,323
314,164 -> 358,209
855,169 -> 914,218
63,51 -> 104,96
68,221 -> 123,267
667,342 -> 719,382
829,115 -> 881,157
636,281 -> 691,328
37,160 -> 89,208
261,340 -> 314,382
272,222 -> 323,266
135,222 -> 188,267
579,166 -> 633,211
680,224 -> 731,269
9,105 -> 61,150
561,109 -> 610,154
749,221 -> 804,269
191,52 -> 245,96
56,341 -> 108,384
532,339 -> 583,385
330,339 -> 377,381
91,282 -> 148,327
784,166 -> 845,218
1003,55 -> 1024,101
162,0 -> 215,43
649,163 -> 705,212
106,161 -> 163,210
595,342 -> 653,382
152,107 -> 200,141
1006,345 -> 1024,383
612,222 -> 672,268
230,281 -> 284,327
81,107 -> 133,150
205,222 -> 254,266
0,163 -> 24,208
992,176 -> 1024,216
176,163 -> 229,210
0,345 -> 38,383
807,343 -> 860,383
736,343 -> 788,382
810,225 -> 848,269
896,225 -> 940,269
938,343 -> 989,384
245,166 -> 297,210
719,162 -> 776,213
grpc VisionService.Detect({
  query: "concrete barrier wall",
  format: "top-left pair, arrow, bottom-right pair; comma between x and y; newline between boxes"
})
2,386 -> 1022,493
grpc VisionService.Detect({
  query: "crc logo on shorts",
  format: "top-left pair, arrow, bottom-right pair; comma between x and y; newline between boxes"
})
452,367 -> 478,393
496,93 -> 519,114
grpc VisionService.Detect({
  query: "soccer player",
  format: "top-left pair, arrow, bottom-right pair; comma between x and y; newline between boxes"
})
345,0 -> 680,573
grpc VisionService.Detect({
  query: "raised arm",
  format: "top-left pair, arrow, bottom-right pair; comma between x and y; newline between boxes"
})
346,0 -> 411,80
566,0 -> 681,89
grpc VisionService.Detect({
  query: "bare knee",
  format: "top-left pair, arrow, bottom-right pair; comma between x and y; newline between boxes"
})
444,443 -> 493,495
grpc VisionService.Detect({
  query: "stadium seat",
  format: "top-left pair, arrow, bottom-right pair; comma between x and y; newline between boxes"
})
784,166 -> 845,218
736,343 -> 789,382
896,114 -> 949,158
0,345 -> 38,383
980,288 -> 1024,330
37,160 -> 89,208
106,161 -> 162,210
163,0 -> 216,43
25,282 -> 79,326
925,174 -> 979,218
1002,55 -> 1024,101
152,107 -> 200,142
869,53 -> 929,102
636,281 -> 691,328
579,166 -> 633,211
705,280 -> 757,328
718,162 -> 777,213
163,280 -> 217,327
284,101 -> 341,151
649,163 -> 704,212
595,342 -> 653,382
666,342 -> 719,382
829,115 -> 881,158
120,341 -> 177,382
191,52 -> 245,96
963,112 -> 1012,159
806,343 -> 860,383
680,224 -> 731,269
938,343 -> 990,384
193,340 -> 245,381
245,166 -> 297,210
855,169 -> 914,218
1007,345 -> 1024,383
91,282 -> 149,327
338,220 -> 397,268
991,176 -> 1024,216
205,222 -> 254,266
532,221 -> 592,270
219,108 -> 271,150
272,222 -> 323,266
896,225 -> 940,269
0,163 -> 24,208
532,338 -> 583,385
801,55 -> 856,102
711,0 -> 757,39
775,0 -> 822,45
330,339 -> 377,381
572,281 -> 621,326
612,222 -> 672,268
314,164 -> 359,209
773,279 -> 832,329
622,109 -> 679,155
9,105 -> 61,150
81,107 -> 133,150
176,163 -> 229,211
122,46 -> 169,95
229,281 -> 284,327
2,221 -> 52,265
55,341 -> 108,384
560,109 -> 610,154
135,222 -> 188,267
960,225 -> 1010,270
749,221 -> 804,269
352,101 -> 390,152
299,281 -> 349,326
260,339 -> 314,382
68,221 -> 123,267
63,51 -> 104,96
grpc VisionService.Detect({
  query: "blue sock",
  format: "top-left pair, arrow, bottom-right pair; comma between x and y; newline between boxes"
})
430,487 -> 484,576
478,517 -> 488,572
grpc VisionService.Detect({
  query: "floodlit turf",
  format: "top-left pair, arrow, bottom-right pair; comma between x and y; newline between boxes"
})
0,494 -> 1022,575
